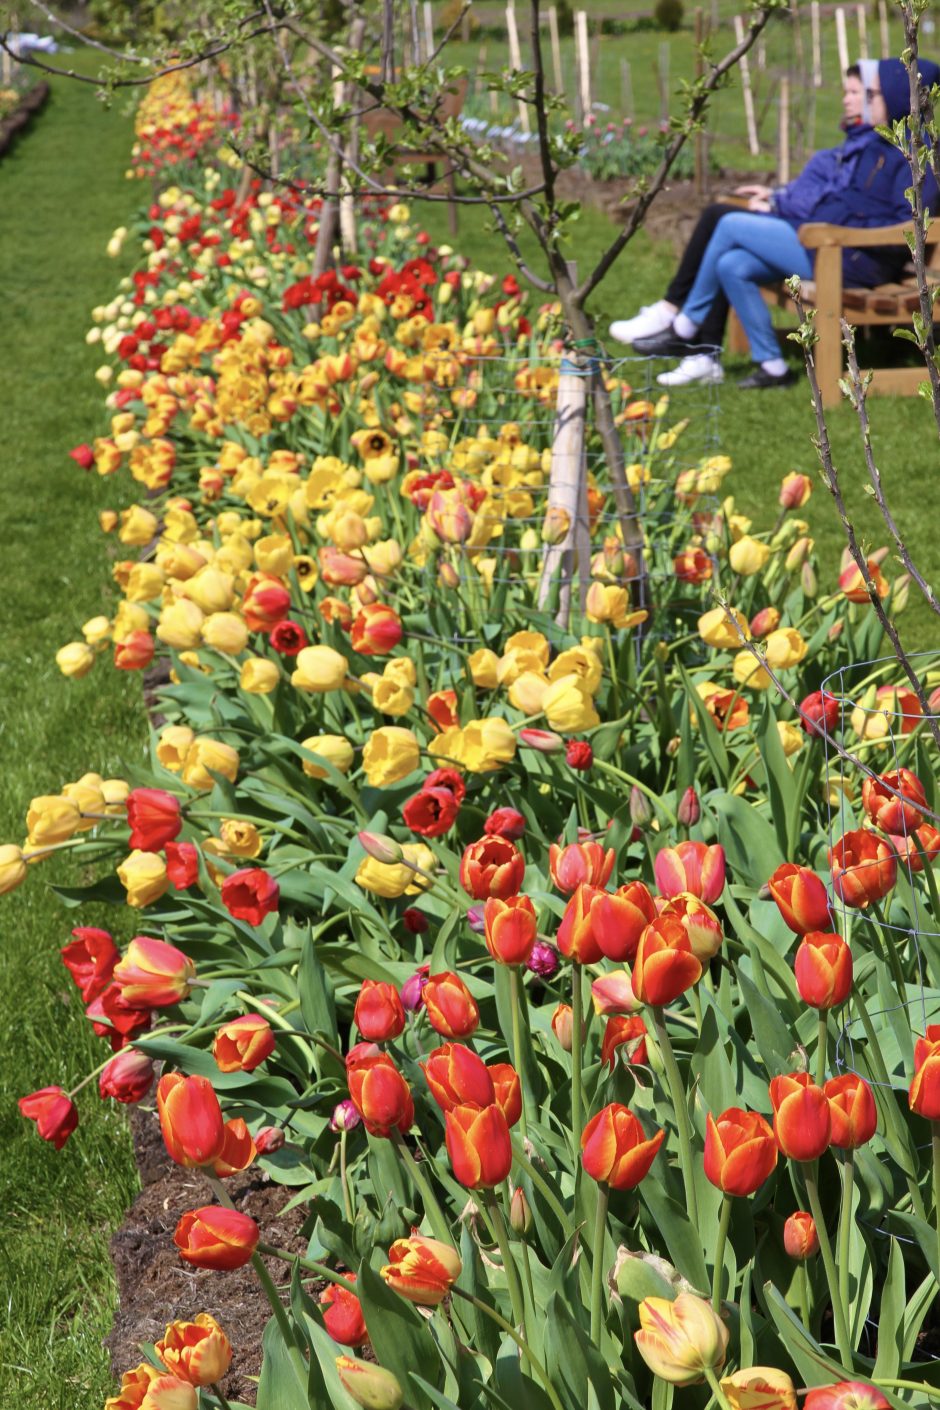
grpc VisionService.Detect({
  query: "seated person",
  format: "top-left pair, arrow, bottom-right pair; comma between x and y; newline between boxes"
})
610,57 -> 940,389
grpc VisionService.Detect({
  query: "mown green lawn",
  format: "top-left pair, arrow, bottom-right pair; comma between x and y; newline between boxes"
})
0,69 -> 142,1410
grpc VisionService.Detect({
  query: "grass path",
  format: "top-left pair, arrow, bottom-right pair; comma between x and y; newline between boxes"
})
0,74 -> 143,1410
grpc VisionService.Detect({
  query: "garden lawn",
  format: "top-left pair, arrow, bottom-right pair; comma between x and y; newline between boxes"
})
418,196 -> 940,651
0,67 -> 144,1410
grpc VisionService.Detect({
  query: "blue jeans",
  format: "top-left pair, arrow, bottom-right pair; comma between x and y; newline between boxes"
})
682,213 -> 814,364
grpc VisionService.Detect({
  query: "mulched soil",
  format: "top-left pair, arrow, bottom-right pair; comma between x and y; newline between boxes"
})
0,82 -> 50,157
105,1107 -> 319,1405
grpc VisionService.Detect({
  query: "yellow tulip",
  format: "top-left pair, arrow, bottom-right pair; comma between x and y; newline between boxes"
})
291,645 -> 349,693
542,674 -> 600,732
468,648 -> 499,689
355,843 -> 435,898
776,721 -> 804,757
763,627 -> 807,670
732,651 -> 771,691
202,612 -> 249,655
635,1293 -> 729,1385
26,796 -> 81,846
156,725 -> 195,772
182,567 -> 235,614
239,657 -> 280,693
117,849 -> 170,908
362,728 -> 420,788
697,606 -> 749,650
56,642 -> 96,678
720,1366 -> 797,1410
300,734 -> 356,779
728,536 -> 771,576
181,738 -> 240,791
0,844 -> 27,894
157,598 -> 205,650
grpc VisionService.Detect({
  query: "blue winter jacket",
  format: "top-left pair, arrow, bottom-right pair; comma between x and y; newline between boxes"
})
772,57 -> 940,287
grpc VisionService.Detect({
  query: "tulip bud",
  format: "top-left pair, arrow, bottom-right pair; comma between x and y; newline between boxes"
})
527,940 -> 560,978
749,605 -> 781,639
541,505 -> 571,544
331,1099 -> 362,1132
336,1357 -> 404,1410
551,1002 -> 574,1051
400,965 -> 430,1011
509,1186 -> 532,1234
518,727 -> 564,753
629,786 -> 652,829
677,787 -> 700,827
255,1126 -> 286,1153
783,1210 -> 819,1260
801,560 -> 818,597
358,831 -> 403,865
634,1292 -> 729,1384
721,1367 -> 798,1410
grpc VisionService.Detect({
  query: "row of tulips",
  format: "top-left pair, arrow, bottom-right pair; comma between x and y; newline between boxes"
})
10,71 -> 940,1410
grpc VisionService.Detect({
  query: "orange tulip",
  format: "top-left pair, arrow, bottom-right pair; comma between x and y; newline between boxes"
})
829,829 -> 897,909
212,1013 -> 275,1072
488,1062 -> 522,1126
347,1053 -> 414,1138
422,971 -> 479,1038
381,1233 -> 462,1305
768,863 -> 833,935
703,1107 -> 777,1196
459,835 -> 525,899
825,1074 -> 877,1149
112,936 -> 195,1008
769,1073 -> 831,1161
591,881 -> 656,962
581,1102 -> 664,1189
548,839 -> 615,895
600,1015 -> 648,1070
353,980 -> 406,1041
909,1024 -> 940,1119
420,1044 -> 495,1112
483,894 -> 537,966
861,767 -> 926,835
632,916 -> 703,1006
157,1072 -> 225,1168
212,1117 -> 257,1178
794,932 -> 853,1010
783,1210 -> 819,1259
155,1313 -> 232,1386
173,1205 -> 259,1269
557,882 -> 605,964
445,1102 -> 513,1187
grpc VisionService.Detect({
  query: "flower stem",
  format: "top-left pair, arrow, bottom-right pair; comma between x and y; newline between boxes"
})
212,1383 -> 235,1410
257,1241 -> 356,1293
451,1287 -> 564,1410
510,966 -> 529,1143
712,1194 -> 732,1312
650,1005 -> 699,1230
837,1148 -> 855,1313
932,1123 -> 940,1285
340,1127 -> 353,1224
815,1011 -> 828,1086
250,1250 -> 307,1378
803,1161 -> 853,1367
590,1181 -> 609,1343
702,1363 -> 734,1410
485,1188 -> 529,1355
392,1131 -> 453,1246
571,962 -> 584,1164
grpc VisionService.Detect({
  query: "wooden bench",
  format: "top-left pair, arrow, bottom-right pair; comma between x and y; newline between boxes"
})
359,79 -> 468,237
727,220 -> 940,404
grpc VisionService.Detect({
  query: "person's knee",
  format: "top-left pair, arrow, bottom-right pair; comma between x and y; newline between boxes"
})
715,250 -> 744,289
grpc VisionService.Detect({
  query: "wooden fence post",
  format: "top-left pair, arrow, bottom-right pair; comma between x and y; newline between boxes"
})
878,0 -> 890,57
856,2 -> 869,60
778,75 -> 790,184
423,2 -> 434,60
539,353 -> 589,627
811,0 -> 822,87
575,10 -> 592,122
733,16 -> 760,157
548,6 -> 563,94
620,58 -> 634,121
506,1 -> 531,131
657,41 -> 671,123
835,7 -> 850,77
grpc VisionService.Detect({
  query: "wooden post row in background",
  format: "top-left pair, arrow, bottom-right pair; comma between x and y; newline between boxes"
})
575,10 -> 591,124
733,15 -> 760,157
505,2 -> 531,131
548,6 -> 563,94
811,1 -> 822,88
835,7 -> 849,77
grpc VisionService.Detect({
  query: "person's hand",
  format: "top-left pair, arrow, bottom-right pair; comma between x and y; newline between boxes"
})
734,183 -> 772,200
747,196 -> 772,211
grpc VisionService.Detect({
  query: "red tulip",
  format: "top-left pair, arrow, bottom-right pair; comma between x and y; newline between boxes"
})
887,822 -> 940,873
212,1118 -> 257,1178
459,835 -> 525,899
798,690 -> 841,739
165,840 -> 199,889
353,980 -> 406,1041
422,971 -> 479,1038
113,937 -> 195,1008
769,1073 -> 831,1161
703,1107 -> 777,1196
654,840 -> 725,904
212,1013 -> 276,1072
548,840 -> 615,895
483,894 -> 537,966
347,1053 -> 414,1137
601,1015 -> 648,1070
909,1024 -> 940,1119
402,787 -> 459,838
794,932 -> 853,1010
157,1072 -> 225,1167
783,1210 -> 819,1260
421,1044 -> 495,1112
591,882 -> 657,962
220,867 -> 280,925
320,1277 -> 368,1347
61,926 -> 119,1002
445,1102 -> 513,1187
242,574 -> 291,632
804,1384 -> 889,1410
581,1103 -> 665,1188
632,916 -> 703,1006
114,629 -> 155,670
861,767 -> 926,835
488,1062 -> 522,1126
174,1206 -> 260,1269
87,983 -> 152,1049
825,1074 -> 877,1149
351,602 -> 403,655
829,829 -> 897,908
99,1049 -> 155,1103
768,863 -> 834,935
18,1086 -> 78,1149
126,787 -> 182,852
557,883 -> 605,964
485,807 -> 526,840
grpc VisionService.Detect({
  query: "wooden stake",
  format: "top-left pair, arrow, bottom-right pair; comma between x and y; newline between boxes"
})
620,57 -> 634,121
506,1 -> 531,131
575,10 -> 592,122
657,40 -> 671,123
548,5 -> 563,94
475,42 -> 487,96
734,15 -> 760,157
856,2 -> 869,60
540,348 -> 590,625
835,7 -> 850,78
811,0 -> 822,87
694,9 -> 706,199
878,0 -> 890,57
778,75 -> 790,184
423,1 -> 434,60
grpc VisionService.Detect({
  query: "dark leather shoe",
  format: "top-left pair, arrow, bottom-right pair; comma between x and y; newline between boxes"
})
631,327 -> 696,356
738,365 -> 797,389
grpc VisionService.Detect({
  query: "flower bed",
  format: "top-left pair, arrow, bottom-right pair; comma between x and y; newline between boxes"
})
8,72 -> 940,1410
0,79 -> 49,156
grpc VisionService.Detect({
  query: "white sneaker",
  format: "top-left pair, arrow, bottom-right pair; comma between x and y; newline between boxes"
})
609,301 -> 676,345
657,354 -> 724,387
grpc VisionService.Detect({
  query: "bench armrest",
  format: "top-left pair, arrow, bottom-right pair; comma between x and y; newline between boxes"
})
798,220 -> 940,249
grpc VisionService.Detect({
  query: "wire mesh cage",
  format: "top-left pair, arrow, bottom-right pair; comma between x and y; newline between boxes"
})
822,654 -> 940,1096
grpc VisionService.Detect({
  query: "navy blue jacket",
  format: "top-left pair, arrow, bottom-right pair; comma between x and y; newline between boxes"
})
773,57 -> 940,287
